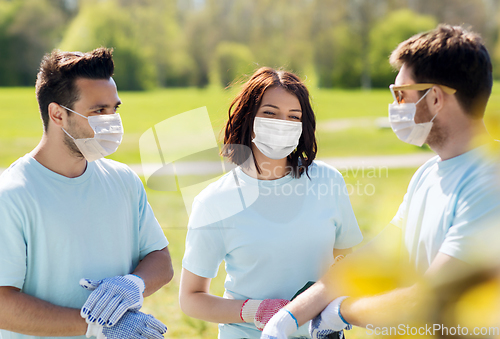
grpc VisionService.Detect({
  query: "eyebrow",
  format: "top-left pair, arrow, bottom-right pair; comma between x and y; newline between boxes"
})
261,104 -> 302,112
88,101 -> 122,111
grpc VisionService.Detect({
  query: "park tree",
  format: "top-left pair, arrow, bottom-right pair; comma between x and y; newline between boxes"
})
214,41 -> 256,87
59,0 -> 195,89
314,24 -> 363,88
246,0 -> 314,75
119,0 -> 197,87
59,0 -> 155,90
0,0 -> 65,86
369,9 -> 436,88
2,0 -> 500,89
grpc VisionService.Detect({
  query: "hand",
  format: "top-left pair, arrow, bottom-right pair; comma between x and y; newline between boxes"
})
309,296 -> 351,339
80,274 -> 145,326
241,299 -> 290,331
260,308 -> 298,339
85,310 -> 167,339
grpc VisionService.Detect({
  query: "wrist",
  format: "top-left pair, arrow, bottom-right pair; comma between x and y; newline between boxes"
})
336,296 -> 350,326
125,274 -> 145,293
240,299 -> 262,323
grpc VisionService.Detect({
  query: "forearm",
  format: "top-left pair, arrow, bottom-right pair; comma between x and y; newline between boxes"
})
133,246 -> 173,297
180,291 -> 245,323
341,284 -> 424,328
285,280 -> 334,326
0,287 -> 87,336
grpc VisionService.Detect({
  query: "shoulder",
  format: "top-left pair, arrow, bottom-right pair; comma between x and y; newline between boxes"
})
0,155 -> 38,209
408,154 -> 440,184
194,170 -> 237,204
0,155 -> 33,194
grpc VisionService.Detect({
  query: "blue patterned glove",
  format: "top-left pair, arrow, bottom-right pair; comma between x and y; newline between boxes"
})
260,308 -> 298,339
85,310 -> 167,339
309,296 -> 351,339
80,274 -> 145,327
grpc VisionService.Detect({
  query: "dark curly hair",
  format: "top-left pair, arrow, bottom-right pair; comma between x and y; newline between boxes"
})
222,67 -> 317,179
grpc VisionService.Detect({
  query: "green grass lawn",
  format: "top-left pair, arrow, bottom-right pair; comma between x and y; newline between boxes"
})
3,85 -> 499,167
1,85 -> 499,338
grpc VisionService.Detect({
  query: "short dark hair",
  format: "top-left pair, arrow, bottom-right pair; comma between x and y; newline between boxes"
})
35,47 -> 114,131
222,67 -> 317,179
390,24 -> 492,118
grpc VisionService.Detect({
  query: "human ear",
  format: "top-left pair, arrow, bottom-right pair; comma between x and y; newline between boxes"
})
48,103 -> 66,127
431,87 -> 445,112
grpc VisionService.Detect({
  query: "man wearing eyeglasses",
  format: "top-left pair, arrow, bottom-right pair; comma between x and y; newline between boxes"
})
261,24 -> 500,339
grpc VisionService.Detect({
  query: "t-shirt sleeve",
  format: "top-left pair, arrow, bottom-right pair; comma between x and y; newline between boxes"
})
135,176 -> 169,260
439,171 -> 500,264
390,193 -> 408,229
182,197 -> 226,278
0,197 -> 27,289
333,177 -> 363,249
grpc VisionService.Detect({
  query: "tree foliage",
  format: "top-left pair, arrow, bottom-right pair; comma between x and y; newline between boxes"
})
214,41 -> 255,87
0,0 -> 499,88
369,9 -> 437,88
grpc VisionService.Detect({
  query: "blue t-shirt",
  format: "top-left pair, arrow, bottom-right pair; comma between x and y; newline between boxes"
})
0,155 -> 169,339
183,160 -> 363,338
391,143 -> 500,273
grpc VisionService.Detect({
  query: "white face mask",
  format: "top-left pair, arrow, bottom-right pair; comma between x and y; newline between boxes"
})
61,105 -> 124,162
388,89 -> 437,147
251,117 -> 302,160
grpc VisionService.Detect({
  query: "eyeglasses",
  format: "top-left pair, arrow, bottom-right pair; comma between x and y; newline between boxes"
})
389,83 -> 456,104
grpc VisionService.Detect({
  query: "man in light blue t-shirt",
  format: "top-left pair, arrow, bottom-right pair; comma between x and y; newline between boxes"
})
0,48 -> 173,339
262,25 -> 500,339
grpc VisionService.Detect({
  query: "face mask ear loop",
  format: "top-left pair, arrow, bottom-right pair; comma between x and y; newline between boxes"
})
62,127 -> 76,141
430,111 -> 439,123
415,88 -> 432,105
60,105 -> 88,120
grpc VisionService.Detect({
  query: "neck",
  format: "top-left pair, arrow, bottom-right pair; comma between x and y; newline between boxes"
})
430,118 -> 491,160
243,146 -> 291,180
30,133 -> 88,178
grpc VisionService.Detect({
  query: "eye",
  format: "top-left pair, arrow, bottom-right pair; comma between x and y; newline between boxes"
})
114,105 -> 120,113
289,115 -> 301,120
263,111 -> 275,116
396,91 -> 405,104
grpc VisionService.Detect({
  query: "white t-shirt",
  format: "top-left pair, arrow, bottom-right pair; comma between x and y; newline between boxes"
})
391,143 -> 500,273
183,160 -> 363,338
0,155 -> 169,339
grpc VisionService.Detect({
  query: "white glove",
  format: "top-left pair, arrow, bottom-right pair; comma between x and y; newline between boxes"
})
80,274 -> 145,327
85,310 -> 167,339
241,299 -> 290,330
309,296 -> 351,338
260,308 -> 298,339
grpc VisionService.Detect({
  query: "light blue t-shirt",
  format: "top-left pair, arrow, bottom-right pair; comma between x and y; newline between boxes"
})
0,155 -> 169,339
183,160 -> 363,338
391,143 -> 500,273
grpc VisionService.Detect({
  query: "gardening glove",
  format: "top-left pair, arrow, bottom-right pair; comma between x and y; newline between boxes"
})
260,308 -> 299,339
80,274 -> 145,327
85,310 -> 167,339
240,299 -> 290,331
309,296 -> 352,339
